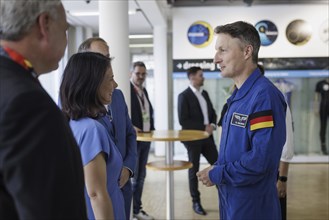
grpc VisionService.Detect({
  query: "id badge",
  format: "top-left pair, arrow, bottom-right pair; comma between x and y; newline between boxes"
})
142,112 -> 150,123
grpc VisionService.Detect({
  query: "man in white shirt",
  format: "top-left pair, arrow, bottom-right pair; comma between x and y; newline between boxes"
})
177,66 -> 218,215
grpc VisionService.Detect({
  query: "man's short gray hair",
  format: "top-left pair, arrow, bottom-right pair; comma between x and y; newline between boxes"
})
78,37 -> 107,53
0,0 -> 62,41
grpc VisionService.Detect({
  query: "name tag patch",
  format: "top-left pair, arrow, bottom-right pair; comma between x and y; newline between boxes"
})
231,112 -> 248,128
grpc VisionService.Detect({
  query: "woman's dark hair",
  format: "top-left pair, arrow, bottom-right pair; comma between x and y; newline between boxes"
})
60,52 -> 112,120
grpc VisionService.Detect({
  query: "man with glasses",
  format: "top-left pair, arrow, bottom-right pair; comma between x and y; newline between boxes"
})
130,61 -> 154,220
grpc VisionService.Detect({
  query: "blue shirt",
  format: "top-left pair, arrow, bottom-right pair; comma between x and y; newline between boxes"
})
209,68 -> 286,220
70,117 -> 125,220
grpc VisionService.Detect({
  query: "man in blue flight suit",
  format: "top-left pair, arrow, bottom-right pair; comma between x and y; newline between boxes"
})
78,38 -> 137,220
197,21 -> 287,220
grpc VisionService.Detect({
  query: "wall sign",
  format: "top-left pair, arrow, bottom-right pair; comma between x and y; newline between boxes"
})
255,20 -> 279,46
173,57 -> 328,78
286,19 -> 312,46
187,21 -> 213,48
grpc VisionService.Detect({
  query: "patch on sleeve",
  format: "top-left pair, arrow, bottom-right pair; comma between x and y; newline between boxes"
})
249,110 -> 274,131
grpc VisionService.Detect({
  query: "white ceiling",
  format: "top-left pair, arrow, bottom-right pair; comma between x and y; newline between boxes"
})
62,0 -> 169,35
62,0 -> 327,36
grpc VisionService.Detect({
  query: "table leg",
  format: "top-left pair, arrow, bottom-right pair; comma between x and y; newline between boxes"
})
166,141 -> 174,220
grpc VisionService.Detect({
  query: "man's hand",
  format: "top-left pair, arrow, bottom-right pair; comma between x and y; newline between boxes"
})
196,165 -> 214,187
134,126 -> 142,133
119,167 -> 131,188
277,180 -> 287,198
205,124 -> 214,135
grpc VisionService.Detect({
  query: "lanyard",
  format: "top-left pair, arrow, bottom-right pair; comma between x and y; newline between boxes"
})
134,86 -> 145,109
2,46 -> 38,80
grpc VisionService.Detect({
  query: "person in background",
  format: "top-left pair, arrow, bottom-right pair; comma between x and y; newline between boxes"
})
0,1 -> 87,219
277,105 -> 294,220
217,64 -> 294,220
130,61 -> 155,220
314,78 -> 329,155
60,52 -> 125,220
258,64 -> 294,220
197,21 -> 287,220
177,66 -> 218,215
78,37 -> 137,220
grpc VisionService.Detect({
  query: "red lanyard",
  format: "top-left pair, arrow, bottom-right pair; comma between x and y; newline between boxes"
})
3,46 -> 39,83
3,47 -> 33,71
134,86 -> 145,109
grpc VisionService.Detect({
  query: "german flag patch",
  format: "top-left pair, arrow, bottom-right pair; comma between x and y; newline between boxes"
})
249,110 -> 274,131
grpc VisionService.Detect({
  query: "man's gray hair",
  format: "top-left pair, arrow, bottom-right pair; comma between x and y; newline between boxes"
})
0,0 -> 62,41
78,37 -> 107,53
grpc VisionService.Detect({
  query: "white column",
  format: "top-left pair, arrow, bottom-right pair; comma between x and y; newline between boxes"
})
154,25 -> 169,156
99,1 -> 131,113
67,26 -> 93,57
40,26 -> 93,103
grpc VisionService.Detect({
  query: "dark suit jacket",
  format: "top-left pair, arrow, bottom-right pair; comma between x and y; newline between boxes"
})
178,87 -> 217,131
108,89 -> 137,173
0,56 -> 87,219
130,83 -> 155,131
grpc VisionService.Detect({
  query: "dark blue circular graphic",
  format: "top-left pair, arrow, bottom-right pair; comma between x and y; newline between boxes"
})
255,20 -> 278,46
187,21 -> 213,48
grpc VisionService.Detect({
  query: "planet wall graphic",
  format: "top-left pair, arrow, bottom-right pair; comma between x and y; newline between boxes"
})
255,20 -> 278,46
319,20 -> 329,43
187,21 -> 213,48
286,19 -> 312,46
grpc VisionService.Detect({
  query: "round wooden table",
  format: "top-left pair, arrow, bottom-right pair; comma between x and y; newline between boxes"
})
137,130 -> 209,220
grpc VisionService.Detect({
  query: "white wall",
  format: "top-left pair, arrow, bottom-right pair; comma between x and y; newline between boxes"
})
172,4 -> 329,158
173,5 -> 329,59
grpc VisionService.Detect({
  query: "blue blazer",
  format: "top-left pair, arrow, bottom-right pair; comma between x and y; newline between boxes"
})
108,89 -> 137,174
130,83 -> 155,131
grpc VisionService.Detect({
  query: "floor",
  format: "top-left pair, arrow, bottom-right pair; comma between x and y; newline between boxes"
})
140,154 -> 329,220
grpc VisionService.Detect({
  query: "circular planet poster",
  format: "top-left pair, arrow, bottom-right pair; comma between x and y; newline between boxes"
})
255,20 -> 278,46
187,21 -> 213,48
286,19 -> 312,46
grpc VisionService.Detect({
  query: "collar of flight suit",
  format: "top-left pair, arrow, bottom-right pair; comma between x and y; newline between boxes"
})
227,68 -> 262,106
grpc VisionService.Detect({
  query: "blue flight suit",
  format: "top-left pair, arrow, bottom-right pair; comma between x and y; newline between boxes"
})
209,68 -> 286,220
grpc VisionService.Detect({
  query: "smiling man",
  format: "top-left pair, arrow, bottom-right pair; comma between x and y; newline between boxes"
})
197,21 -> 287,220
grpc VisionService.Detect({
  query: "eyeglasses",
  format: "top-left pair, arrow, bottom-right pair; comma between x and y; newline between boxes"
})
133,72 -> 147,77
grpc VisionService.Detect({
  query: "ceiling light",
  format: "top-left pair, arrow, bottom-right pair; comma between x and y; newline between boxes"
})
128,10 -> 137,15
129,35 -> 153,39
69,11 -> 99,16
69,10 -> 137,17
129,44 -> 153,48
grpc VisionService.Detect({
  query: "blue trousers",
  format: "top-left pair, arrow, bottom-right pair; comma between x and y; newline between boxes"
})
121,179 -> 133,220
132,141 -> 151,214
